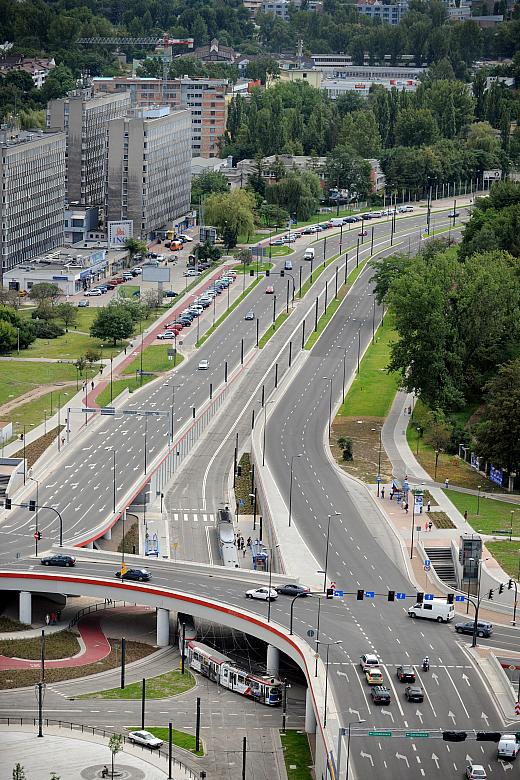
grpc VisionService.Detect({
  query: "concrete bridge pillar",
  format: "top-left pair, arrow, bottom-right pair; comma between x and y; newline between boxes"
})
156,607 -> 170,647
103,527 -> 112,541
305,687 -> 317,734
19,591 -> 32,625
266,644 -> 280,677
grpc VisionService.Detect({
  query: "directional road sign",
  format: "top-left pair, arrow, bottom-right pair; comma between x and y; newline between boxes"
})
405,731 -> 429,738
368,731 -> 392,737
333,590 -> 344,597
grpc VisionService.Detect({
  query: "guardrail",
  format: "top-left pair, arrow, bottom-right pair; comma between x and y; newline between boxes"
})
67,599 -> 128,629
0,717 -> 200,778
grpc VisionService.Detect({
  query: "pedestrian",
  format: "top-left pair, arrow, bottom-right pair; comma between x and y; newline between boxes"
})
424,521 -> 428,532
101,766 -> 109,779
45,613 -> 50,626
91,381 -> 94,391
61,435 -> 65,446
247,537 -> 251,547
242,547 -> 246,557
124,346 -> 127,355
428,520 -> 433,532
445,478 -> 449,488
464,510 -> 468,521
57,609 -> 62,621
389,489 -> 393,501
381,486 -> 385,499
404,502 -> 409,514
427,500 -> 431,513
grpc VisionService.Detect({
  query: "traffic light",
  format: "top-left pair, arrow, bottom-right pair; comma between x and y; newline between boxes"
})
416,592 -> 424,604
443,731 -> 467,742
509,580 -> 514,590
357,589 -> 364,600
488,589 -> 494,600
249,269 -> 254,277
4,498 -> 11,510
35,531 -> 41,541
280,270 -> 285,277
499,583 -> 504,595
29,500 -> 36,512
236,465 -> 242,477
265,269 -> 270,277
387,590 -> 395,602
476,732 -> 501,742
326,588 -> 334,599
447,593 -> 454,604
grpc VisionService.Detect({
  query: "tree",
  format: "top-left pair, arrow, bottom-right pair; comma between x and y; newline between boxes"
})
40,63 -> 75,102
204,189 -> 256,248
141,289 -> 161,314
90,307 -> 134,347
474,359 -> 520,474
324,145 -> 372,200
425,416 -> 452,452
84,348 -> 101,372
245,57 -> 280,84
12,765 -> 26,780
124,238 -> 147,261
369,254 -> 411,305
191,172 -> 229,204
194,241 -> 221,263
259,203 -> 289,227
266,171 -> 321,221
108,734 -> 124,780
0,305 -> 36,351
28,283 -> 63,307
236,248 -> 253,268
395,108 -> 439,147
340,110 -> 382,157
54,302 -> 77,332
0,319 -> 18,353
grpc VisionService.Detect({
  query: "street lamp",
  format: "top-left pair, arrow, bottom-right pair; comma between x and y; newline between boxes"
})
28,474 -> 40,556
288,454 -> 302,527
323,512 -> 340,592
471,556 -> 490,648
416,426 -> 422,455
342,719 -> 366,780
513,549 -> 520,626
316,640 -> 342,726
371,427 -> 382,495
477,485 -> 482,515
337,347 -> 347,406
267,544 -> 280,623
261,399 -> 275,467
163,381 -> 180,442
323,377 -> 333,438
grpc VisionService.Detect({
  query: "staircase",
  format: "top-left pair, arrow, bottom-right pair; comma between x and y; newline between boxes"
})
424,547 -> 457,588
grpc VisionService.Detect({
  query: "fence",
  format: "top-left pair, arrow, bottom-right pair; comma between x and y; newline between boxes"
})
67,599 -> 129,629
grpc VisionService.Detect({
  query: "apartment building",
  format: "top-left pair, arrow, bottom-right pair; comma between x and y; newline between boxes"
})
105,107 -> 191,239
47,88 -> 131,206
356,0 -> 409,24
0,128 -> 66,275
261,0 -> 322,19
92,76 -> 228,157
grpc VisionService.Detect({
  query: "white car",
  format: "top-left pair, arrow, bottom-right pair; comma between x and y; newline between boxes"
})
179,234 -> 193,242
184,269 -> 201,277
128,730 -> 163,749
466,764 -> 487,779
84,289 -> 102,296
198,359 -> 209,370
157,331 -> 176,340
245,587 -> 278,601
359,653 -> 381,671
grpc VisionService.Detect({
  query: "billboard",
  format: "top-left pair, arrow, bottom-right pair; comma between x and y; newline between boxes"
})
108,220 -> 133,248
483,170 -> 502,181
142,266 -> 170,283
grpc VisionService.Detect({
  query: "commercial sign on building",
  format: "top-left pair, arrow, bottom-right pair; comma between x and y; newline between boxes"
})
489,465 -> 504,486
108,220 -> 133,248
483,169 -> 502,181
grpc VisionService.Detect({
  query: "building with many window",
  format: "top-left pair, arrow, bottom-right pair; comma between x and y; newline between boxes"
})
0,128 -> 66,276
356,0 -> 409,24
47,88 -> 131,207
105,106 -> 191,239
92,76 -> 228,158
261,0 -> 322,19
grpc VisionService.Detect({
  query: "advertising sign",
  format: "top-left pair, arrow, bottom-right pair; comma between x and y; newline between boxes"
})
490,465 -> 503,486
108,220 -> 133,248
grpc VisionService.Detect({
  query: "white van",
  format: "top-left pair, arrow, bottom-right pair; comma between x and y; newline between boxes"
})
408,598 -> 454,623
330,218 -> 344,227
303,247 -> 315,261
498,735 -> 520,759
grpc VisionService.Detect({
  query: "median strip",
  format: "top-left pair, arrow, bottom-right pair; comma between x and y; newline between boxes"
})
258,311 -> 290,349
196,277 -> 261,348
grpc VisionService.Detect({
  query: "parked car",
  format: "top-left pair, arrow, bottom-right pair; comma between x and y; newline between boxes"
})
404,685 -> 424,702
115,568 -> 151,581
245,587 -> 278,601
370,686 -> 391,705
157,331 -> 176,340
184,269 -> 201,277
78,300 -> 89,307
128,730 -> 163,749
466,764 -> 487,779
41,554 -> 76,567
84,289 -> 102,296
198,359 -> 209,370
164,290 -> 178,297
178,234 -> 193,242
455,620 -> 493,637
275,584 -> 310,597
396,665 -> 416,683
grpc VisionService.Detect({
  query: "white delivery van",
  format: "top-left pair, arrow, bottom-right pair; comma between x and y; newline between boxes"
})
408,598 -> 454,623
303,247 -> 315,261
498,735 -> 520,759
330,218 -> 344,227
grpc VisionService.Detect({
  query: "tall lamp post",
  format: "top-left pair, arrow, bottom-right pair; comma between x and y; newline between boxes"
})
28,474 -> 40,556
477,484 -> 482,515
339,719 -> 366,780
323,512 -> 340,592
371,426 -> 382,495
288,453 -> 302,527
316,640 -> 342,726
337,347 -> 347,406
267,544 -> 280,623
261,400 -> 275,467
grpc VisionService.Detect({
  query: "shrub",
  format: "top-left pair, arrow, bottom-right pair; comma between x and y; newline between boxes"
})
33,321 -> 65,339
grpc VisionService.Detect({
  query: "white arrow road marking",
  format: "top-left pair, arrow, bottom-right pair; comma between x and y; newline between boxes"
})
432,754 -> 440,769
462,674 -> 470,686
481,712 -> 489,727
431,672 -> 439,685
499,760 -> 513,772
360,752 -> 373,767
443,667 -> 470,718
337,670 -> 350,683
448,711 -> 456,725
466,754 -> 474,763
348,707 -> 360,719
381,708 -> 394,723
416,709 -> 423,724
396,753 -> 409,768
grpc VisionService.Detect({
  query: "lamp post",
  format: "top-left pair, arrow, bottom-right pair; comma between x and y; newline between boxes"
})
323,376 -> 333,439
372,427 -> 382,495
288,453 -> 302,527
513,550 -> 520,626
261,400 -> 275,467
289,591 -> 308,635
343,719 -> 366,780
316,640 -> 342,727
163,381 -> 180,442
267,544 -> 280,623
434,449 -> 440,481
323,512 -> 340,592
28,474 -> 39,556
416,426 -> 422,455
337,347 -> 347,405
471,556 -> 489,648
477,484 -> 482,515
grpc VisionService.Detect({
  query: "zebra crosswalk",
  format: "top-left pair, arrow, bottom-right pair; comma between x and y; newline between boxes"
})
171,510 -> 216,524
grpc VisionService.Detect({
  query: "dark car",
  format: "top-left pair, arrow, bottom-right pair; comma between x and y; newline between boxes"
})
164,290 -> 178,297
455,620 -> 493,638
275,584 -> 311,597
405,685 -> 424,702
370,686 -> 391,705
41,554 -> 76,567
396,665 -> 416,683
449,211 -> 460,218
115,568 -> 151,582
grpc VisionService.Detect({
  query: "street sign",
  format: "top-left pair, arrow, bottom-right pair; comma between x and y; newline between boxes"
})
405,731 -> 429,738
424,559 -> 431,567
416,525 -> 422,532
515,702 -> 520,716
307,629 -> 315,638
424,593 -> 434,600
424,564 -> 431,572
455,595 -> 465,602
333,590 -> 344,597
100,407 -> 115,415
376,474 -> 382,482
365,591 -> 375,598
368,731 -> 392,737
33,531 -> 39,540
396,592 -> 406,600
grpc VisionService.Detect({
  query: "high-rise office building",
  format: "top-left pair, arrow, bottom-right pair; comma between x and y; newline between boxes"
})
47,87 -> 131,206
105,107 -> 191,238
0,128 -> 66,276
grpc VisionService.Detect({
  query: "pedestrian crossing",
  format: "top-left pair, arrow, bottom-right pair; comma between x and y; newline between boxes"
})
171,510 -> 216,524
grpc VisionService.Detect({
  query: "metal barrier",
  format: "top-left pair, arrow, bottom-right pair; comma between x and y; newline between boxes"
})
68,599 -> 128,629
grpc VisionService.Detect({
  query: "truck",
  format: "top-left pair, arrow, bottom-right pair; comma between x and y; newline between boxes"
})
498,735 -> 520,759
407,597 -> 454,623
303,247 -> 315,261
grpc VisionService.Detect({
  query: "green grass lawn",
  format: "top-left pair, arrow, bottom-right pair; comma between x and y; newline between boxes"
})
445,489 -> 520,536
339,314 -> 400,416
0,361 -> 82,407
269,245 -> 294,256
9,388 -> 75,434
79,669 -> 195,700
95,376 -> 155,407
234,262 -> 273,275
196,278 -> 260,348
131,726 -> 204,756
280,731 -> 313,780
485,542 -> 520,579
122,345 -> 184,376
0,630 -> 79,660
258,311 -> 290,348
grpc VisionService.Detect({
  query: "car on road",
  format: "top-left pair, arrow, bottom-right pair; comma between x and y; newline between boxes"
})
466,764 -> 487,779
271,239 -> 285,246
115,568 -> 151,582
358,230 -> 368,237
265,286 -> 274,294
455,620 -> 493,637
404,685 -> 424,702
396,665 -> 416,683
164,290 -> 178,297
178,234 -> 193,242
284,260 -> 293,270
157,331 -> 176,340
41,554 -> 76,567
245,310 -> 255,320
365,668 -> 384,685
449,211 -> 460,218
360,653 -> 381,671
275,584 -> 310,597
184,269 -> 201,277
84,289 -> 102,296
198,359 -> 209,370
370,686 -> 391,705
128,730 -> 163,749
78,300 -> 89,307
245,587 -> 278,601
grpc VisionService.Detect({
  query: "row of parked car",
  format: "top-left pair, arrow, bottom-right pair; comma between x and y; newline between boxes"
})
157,271 -> 237,340
82,268 -> 142,299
